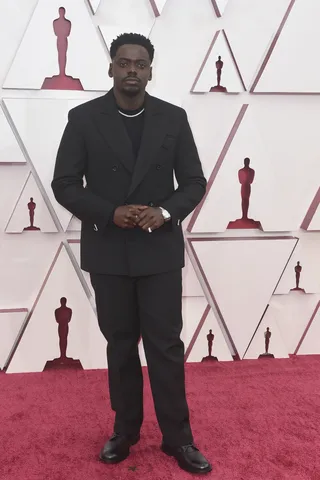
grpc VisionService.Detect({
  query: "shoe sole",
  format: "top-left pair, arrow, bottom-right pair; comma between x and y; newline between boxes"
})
99,436 -> 140,464
161,445 -> 212,474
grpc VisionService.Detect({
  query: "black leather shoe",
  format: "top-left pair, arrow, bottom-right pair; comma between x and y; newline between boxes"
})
99,432 -> 140,464
161,442 -> 212,474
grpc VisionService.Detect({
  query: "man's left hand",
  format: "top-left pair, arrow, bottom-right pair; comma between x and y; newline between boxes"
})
136,207 -> 164,232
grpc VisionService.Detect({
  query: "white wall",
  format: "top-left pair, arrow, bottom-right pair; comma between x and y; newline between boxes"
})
1,0 -> 320,373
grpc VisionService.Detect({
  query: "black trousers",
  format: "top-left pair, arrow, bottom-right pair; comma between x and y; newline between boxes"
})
90,269 -> 193,447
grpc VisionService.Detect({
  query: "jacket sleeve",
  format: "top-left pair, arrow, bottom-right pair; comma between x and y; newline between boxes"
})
51,109 -> 115,229
160,109 -> 207,226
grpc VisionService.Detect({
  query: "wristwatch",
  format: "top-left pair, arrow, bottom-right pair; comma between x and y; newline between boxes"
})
159,207 -> 171,222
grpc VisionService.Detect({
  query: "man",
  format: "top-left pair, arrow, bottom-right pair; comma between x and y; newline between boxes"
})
52,33 -> 211,474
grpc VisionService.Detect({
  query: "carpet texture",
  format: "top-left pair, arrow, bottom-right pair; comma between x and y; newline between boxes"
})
1,356 -> 320,480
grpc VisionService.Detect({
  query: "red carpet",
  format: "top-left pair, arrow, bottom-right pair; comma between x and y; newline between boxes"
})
1,356 -> 320,480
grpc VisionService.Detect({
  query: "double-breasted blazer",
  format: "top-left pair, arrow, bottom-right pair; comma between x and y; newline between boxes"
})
52,89 -> 206,276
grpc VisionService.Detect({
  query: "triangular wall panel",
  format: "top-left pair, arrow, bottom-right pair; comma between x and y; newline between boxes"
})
5,172 -> 58,233
0,104 -> 26,165
274,234 -> 320,294
211,0 -> 230,17
149,0 -> 168,17
224,0 -> 293,90
0,0 -> 38,86
296,301 -> 320,355
183,96 -> 246,211
308,206 -> 320,231
4,98 -> 91,231
190,237 -> 297,358
253,0 -> 320,93
190,104 -> 268,232
7,245 -> 106,373
301,187 -> 320,232
88,0 -> 101,14
189,99 -> 320,233
3,0 -> 110,91
262,292 -> 320,354
146,0 -> 216,105
0,165 -> 30,232
191,30 -> 245,93
183,302 -> 233,362
96,0 -> 155,50
182,250 -> 204,297
243,312 -> 289,360
67,215 -> 81,232
0,309 -> 28,369
68,240 -> 94,298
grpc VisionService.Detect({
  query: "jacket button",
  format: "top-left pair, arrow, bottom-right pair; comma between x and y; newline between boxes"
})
112,166 -> 117,171
156,164 -> 161,170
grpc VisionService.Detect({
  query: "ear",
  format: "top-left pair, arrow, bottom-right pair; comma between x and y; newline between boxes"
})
108,63 -> 113,78
149,66 -> 152,81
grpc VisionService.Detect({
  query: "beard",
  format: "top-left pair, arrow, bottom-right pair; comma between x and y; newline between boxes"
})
121,84 -> 142,97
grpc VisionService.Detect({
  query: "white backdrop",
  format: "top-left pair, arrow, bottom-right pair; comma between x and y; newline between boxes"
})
0,0 -> 319,373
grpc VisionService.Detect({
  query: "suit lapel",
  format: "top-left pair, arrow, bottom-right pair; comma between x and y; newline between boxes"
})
127,93 -> 166,198
93,90 -> 135,173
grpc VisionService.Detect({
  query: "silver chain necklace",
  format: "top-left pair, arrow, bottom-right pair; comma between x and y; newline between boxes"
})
118,108 -> 145,118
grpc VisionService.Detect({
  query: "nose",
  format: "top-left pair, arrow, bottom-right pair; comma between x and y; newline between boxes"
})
127,65 -> 137,75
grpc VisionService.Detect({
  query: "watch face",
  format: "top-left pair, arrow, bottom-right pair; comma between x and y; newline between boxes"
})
161,208 -> 170,220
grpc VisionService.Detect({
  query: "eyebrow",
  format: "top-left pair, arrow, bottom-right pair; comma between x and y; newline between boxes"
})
117,57 -> 149,62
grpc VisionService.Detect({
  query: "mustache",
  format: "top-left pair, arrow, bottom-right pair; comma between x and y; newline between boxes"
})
123,76 -> 140,82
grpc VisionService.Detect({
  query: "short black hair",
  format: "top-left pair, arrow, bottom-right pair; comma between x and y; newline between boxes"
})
110,33 -> 155,63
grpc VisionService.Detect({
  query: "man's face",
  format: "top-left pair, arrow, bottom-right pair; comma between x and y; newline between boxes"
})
109,44 -> 152,97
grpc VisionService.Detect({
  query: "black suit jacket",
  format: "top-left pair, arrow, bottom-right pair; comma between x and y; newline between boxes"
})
52,89 -> 206,276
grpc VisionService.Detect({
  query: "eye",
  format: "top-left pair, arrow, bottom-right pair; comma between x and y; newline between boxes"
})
119,61 -> 127,67
138,63 -> 146,69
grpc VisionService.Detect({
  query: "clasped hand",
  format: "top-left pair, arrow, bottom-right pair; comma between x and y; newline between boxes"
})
113,204 -> 165,232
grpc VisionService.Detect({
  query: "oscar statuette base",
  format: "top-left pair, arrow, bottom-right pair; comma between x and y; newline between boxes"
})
201,355 -> 218,362
42,75 -> 84,91
23,226 -> 40,231
44,357 -> 83,370
227,218 -> 262,230
258,353 -> 275,359
210,85 -> 227,92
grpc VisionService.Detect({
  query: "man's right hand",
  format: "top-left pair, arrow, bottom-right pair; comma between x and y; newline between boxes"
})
113,204 -> 148,229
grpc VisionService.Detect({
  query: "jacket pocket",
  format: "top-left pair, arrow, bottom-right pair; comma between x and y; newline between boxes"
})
161,134 -> 176,150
